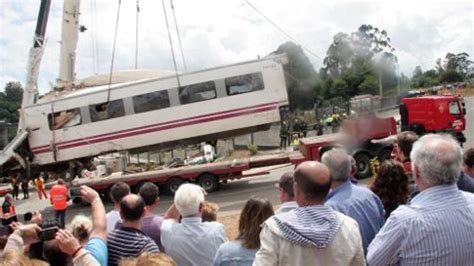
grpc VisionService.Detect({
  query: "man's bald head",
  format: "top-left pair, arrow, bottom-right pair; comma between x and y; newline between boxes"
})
294,161 -> 332,205
120,194 -> 145,222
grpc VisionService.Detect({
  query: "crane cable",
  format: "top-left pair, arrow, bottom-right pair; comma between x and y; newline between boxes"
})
106,0 -> 122,103
135,0 -> 140,69
170,0 -> 187,72
162,0 -> 182,88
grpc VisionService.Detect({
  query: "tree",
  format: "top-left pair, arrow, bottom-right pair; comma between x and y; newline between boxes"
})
445,52 -> 472,76
3,81 -> 23,103
412,66 -> 423,78
439,69 -> 463,83
0,81 -> 23,123
273,41 -> 318,110
323,33 -> 353,77
413,52 -> 473,88
319,24 -> 399,102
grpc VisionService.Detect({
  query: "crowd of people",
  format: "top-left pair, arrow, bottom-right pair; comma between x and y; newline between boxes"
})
1,132 -> 474,265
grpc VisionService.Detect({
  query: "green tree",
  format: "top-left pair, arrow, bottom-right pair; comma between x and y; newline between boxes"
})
439,69 -> 463,83
412,52 -> 472,88
444,52 -> 472,76
320,24 -> 398,101
0,81 -> 23,123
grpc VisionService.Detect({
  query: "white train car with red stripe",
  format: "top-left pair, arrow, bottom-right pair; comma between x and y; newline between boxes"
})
15,54 -> 289,173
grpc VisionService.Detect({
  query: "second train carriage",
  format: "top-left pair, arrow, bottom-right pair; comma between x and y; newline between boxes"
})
20,54 -> 289,171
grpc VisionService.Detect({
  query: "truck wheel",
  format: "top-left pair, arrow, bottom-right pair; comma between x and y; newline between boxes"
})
411,124 -> 425,136
166,177 -> 185,195
198,173 -> 219,193
354,153 -> 372,179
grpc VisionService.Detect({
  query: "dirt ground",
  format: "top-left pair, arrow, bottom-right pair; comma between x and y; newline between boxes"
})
460,86 -> 474,97
218,213 -> 241,240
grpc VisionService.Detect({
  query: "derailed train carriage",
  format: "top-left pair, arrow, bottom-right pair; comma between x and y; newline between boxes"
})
1,55 -> 290,176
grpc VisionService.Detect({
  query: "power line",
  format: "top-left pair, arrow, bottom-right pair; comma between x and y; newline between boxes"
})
244,0 -> 323,62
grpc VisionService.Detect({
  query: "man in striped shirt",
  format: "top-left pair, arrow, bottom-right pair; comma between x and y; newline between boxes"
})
368,134 -> 474,265
107,194 -> 159,266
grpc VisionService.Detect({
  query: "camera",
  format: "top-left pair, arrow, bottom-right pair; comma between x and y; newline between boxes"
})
39,221 -> 60,241
70,187 -> 82,198
39,226 -> 58,241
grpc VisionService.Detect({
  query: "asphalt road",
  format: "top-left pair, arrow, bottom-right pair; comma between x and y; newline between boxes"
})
462,96 -> 474,150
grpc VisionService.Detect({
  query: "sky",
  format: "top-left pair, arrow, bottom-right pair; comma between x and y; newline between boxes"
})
0,0 -> 473,94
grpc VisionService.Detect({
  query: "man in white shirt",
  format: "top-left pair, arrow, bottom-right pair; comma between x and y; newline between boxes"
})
106,182 -> 130,233
161,184 -> 227,266
367,134 -> 474,265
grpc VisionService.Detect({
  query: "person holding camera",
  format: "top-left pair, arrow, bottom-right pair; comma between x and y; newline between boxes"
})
1,185 -> 107,266
0,222 -> 101,265
50,179 -> 69,228
56,185 -> 107,266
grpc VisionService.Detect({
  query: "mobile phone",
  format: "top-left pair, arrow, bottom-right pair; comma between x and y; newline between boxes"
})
39,226 -> 59,241
70,187 -> 82,198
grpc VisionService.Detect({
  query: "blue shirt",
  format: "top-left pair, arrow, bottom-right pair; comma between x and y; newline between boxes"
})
161,217 -> 228,266
213,240 -> 257,266
367,184 -> 474,266
325,180 -> 384,253
85,237 -> 107,266
458,172 -> 474,193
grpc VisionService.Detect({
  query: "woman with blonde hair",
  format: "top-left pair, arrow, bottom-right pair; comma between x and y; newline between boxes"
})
120,252 -> 176,266
69,214 -> 93,245
213,196 -> 274,266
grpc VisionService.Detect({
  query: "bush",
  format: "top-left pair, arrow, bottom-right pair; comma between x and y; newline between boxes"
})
247,144 -> 258,156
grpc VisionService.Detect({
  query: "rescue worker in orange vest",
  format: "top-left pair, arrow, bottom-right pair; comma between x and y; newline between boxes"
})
50,178 -> 69,228
2,194 -> 17,226
34,173 -> 48,200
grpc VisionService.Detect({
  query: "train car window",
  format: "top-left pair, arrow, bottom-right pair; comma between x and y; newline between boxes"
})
48,108 -> 82,130
89,99 -> 125,122
133,90 -> 170,113
225,72 -> 264,96
179,81 -> 216,104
